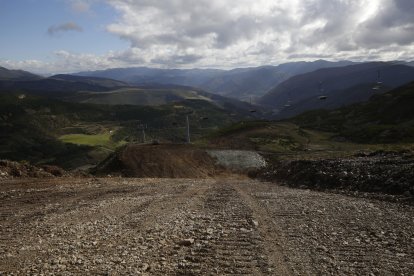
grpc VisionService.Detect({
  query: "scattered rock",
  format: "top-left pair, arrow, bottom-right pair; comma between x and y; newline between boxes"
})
177,238 -> 195,246
257,153 -> 414,201
0,160 -> 68,178
142,263 -> 150,271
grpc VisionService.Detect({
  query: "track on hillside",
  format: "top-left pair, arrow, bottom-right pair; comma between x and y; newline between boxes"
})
1,178 -> 413,275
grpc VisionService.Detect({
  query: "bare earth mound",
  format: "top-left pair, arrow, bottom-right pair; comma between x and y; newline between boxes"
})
94,144 -> 226,178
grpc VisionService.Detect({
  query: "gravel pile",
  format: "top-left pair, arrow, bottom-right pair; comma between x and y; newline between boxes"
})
259,152 -> 414,201
207,150 -> 267,171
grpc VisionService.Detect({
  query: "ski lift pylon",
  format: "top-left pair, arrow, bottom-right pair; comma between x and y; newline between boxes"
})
372,70 -> 382,90
249,96 -> 256,113
318,81 -> 328,100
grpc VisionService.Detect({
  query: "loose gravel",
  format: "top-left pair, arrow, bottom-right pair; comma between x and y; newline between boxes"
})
207,150 -> 267,171
259,153 -> 414,202
1,178 -> 413,275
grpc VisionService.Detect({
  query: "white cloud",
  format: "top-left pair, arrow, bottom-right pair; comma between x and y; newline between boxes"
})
355,0 -> 414,47
104,0 -> 300,67
3,0 -> 414,73
102,0 -> 414,68
1,51 -> 126,74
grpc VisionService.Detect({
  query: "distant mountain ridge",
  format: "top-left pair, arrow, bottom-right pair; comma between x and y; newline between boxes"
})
0,67 -> 130,97
49,74 -> 129,88
2,61 -> 413,120
0,70 -> 261,116
0,78 -> 119,97
73,60 -> 357,100
0,66 -> 42,81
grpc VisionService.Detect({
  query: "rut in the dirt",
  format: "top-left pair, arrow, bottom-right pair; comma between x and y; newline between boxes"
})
175,184 -> 273,275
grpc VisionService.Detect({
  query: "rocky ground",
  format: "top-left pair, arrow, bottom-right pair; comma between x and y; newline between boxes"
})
1,177 -> 413,275
0,160 -> 67,179
258,151 -> 414,203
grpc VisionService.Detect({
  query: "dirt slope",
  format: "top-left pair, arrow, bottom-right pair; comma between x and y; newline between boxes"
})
1,178 -> 413,275
94,144 -> 268,178
94,144 -> 226,178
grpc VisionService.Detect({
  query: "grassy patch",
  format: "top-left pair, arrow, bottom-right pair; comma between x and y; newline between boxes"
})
59,133 -> 115,147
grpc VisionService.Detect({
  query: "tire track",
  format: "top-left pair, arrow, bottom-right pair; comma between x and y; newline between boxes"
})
248,181 -> 414,275
174,182 -> 274,275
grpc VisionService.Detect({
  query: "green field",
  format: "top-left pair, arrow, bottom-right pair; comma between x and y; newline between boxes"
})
59,133 -> 122,147
59,133 -> 110,146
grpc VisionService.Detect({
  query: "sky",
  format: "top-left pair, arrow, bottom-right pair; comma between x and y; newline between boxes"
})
1,0 -> 413,74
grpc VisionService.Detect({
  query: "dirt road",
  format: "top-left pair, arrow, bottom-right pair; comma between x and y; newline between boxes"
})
1,178 -> 413,275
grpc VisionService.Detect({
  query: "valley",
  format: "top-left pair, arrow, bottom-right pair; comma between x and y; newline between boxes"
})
1,61 -> 414,275
3,1 -> 414,274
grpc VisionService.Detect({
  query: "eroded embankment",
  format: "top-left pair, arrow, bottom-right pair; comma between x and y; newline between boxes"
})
93,144 -> 266,178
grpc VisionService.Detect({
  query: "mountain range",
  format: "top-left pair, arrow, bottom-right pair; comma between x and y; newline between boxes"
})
74,60 -> 357,100
1,60 -> 414,121
260,62 -> 414,118
0,66 -> 42,81
0,69 -> 259,115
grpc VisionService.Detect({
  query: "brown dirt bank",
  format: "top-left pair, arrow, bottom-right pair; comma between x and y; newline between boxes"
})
93,144 -> 227,178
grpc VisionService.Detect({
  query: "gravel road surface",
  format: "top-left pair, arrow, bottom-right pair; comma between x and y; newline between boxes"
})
1,178 -> 413,275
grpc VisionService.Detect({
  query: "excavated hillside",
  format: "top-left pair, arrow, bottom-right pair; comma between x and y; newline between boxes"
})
94,144 -> 221,178
93,144 -> 267,178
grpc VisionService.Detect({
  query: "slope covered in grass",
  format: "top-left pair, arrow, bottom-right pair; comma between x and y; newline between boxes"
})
294,81 -> 414,143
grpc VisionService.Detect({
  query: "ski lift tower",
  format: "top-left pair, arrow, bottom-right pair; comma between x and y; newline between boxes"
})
372,70 -> 382,90
318,81 -> 327,100
249,97 -> 256,113
183,110 -> 194,144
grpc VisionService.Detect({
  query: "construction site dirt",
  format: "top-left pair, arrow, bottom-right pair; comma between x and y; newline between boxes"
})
1,177 -> 413,275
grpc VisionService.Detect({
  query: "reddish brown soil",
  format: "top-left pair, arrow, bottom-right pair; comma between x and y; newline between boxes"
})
94,144 -> 228,178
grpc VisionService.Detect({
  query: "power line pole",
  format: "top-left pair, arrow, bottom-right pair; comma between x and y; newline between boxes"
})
186,115 -> 191,144
138,123 -> 147,143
